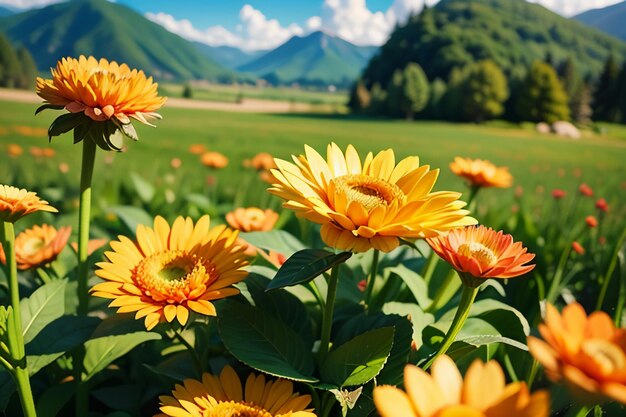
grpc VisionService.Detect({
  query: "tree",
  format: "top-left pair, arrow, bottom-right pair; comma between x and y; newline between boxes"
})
387,63 -> 430,120
349,79 -> 371,112
593,55 -> 620,122
618,63 -> 626,123
0,32 -> 20,88
15,47 -> 36,89
368,83 -> 387,116
459,60 -> 509,122
182,84 -> 193,99
570,82 -> 593,126
424,78 -> 446,120
516,61 -> 570,123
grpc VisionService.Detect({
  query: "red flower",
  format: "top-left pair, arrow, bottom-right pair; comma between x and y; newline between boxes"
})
572,242 -> 585,255
585,216 -> 598,228
579,184 -> 593,197
552,189 -> 567,199
595,198 -> 609,213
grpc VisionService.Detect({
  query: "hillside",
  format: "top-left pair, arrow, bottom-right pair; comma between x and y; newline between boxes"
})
575,1 -> 626,41
361,0 -> 626,89
239,31 -> 377,87
0,6 -> 14,17
0,0 -> 230,81
192,42 -> 263,70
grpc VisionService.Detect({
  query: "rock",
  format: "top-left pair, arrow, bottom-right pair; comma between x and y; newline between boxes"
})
551,121 -> 581,139
536,122 -> 551,134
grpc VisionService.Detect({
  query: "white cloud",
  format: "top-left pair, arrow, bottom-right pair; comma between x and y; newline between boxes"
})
529,0 -> 622,16
0,0 -> 60,8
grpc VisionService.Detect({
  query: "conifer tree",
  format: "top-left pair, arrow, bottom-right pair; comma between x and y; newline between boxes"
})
593,55 -> 620,122
15,47 -> 36,89
0,32 -> 20,88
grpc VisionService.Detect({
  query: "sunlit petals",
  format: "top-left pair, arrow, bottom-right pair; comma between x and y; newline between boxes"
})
226,207 -> 279,232
0,185 -> 57,223
0,224 -> 71,270
450,157 -> 513,188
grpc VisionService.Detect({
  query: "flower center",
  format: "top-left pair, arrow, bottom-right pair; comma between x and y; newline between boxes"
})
207,401 -> 273,417
581,340 -> 626,376
19,237 -> 45,257
458,242 -> 497,266
333,174 -> 406,212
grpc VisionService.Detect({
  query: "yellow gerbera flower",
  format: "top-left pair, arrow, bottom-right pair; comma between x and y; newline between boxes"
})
0,185 -> 57,223
374,356 -> 549,417
156,365 -> 316,417
269,143 -> 476,252
91,215 -> 249,330
449,157 -> 513,188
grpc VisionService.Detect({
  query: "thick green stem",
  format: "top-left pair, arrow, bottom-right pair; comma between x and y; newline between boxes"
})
364,250 -> 380,306
425,269 -> 457,313
175,332 -> 204,376
423,285 -> 479,370
2,222 -> 37,417
318,267 -> 340,359
77,139 -> 97,316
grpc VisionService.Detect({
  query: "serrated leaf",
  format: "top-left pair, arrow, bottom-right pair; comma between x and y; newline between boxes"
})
321,327 -> 394,387
267,249 -> 351,291
21,280 -> 67,344
239,231 -> 306,258
110,206 -> 152,234
218,301 -> 317,383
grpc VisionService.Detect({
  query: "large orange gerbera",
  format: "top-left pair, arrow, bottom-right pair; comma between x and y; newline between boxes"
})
36,55 -> 166,150
374,356 -> 549,417
0,224 -> 71,270
226,207 -> 279,232
269,143 -> 476,252
450,157 -> 513,188
427,225 -> 534,287
0,185 -> 57,223
528,302 -> 626,405
156,365 -> 316,417
91,215 -> 249,330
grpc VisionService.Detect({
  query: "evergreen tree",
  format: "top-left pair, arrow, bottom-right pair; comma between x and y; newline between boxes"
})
387,63 -> 429,120
0,32 -> 20,88
570,82 -> 593,126
387,70 -> 404,118
424,78 -> 446,120
593,55 -> 620,122
182,83 -> 193,99
441,67 -> 468,121
368,83 -> 387,116
618,63 -> 626,123
349,79 -> 371,112
459,60 -> 509,122
15,47 -> 36,89
516,61 -> 570,123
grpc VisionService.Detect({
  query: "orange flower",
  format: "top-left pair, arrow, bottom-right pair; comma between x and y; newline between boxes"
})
70,238 -> 109,256
7,144 -> 22,158
552,189 -> 566,199
42,148 -> 55,158
585,216 -> 598,228
91,216 -> 249,330
244,152 -> 277,171
595,198 -> 609,213
579,183 -> 593,197
225,207 -> 279,232
189,144 -> 206,155
374,356 -> 549,417
572,241 -> 585,255
170,158 -> 182,169
29,146 -> 43,157
0,224 -> 71,270
0,185 -> 57,223
528,302 -> 626,405
157,365 -> 315,417
200,151 -> 229,169
427,225 -> 535,287
449,157 -> 513,188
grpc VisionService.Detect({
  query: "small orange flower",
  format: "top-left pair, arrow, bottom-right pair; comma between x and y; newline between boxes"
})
450,157 -> 513,188
427,225 -> 535,287
58,162 -> 70,174
579,183 -> 594,197
244,152 -> 277,171
585,216 -> 598,228
170,158 -> 182,169
91,216 -> 249,330
595,198 -> 609,213
7,144 -> 22,158
0,224 -> 71,270
552,189 -> 566,199
200,151 -> 229,169
572,241 -> 585,255
528,302 -> 626,405
189,144 -> 206,155
29,147 -> 43,157
374,356 -> 549,417
225,207 -> 279,232
0,185 -> 57,223
42,148 -> 55,158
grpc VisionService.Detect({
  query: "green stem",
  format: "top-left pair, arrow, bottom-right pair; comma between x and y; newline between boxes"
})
466,185 -> 481,214
175,332 -> 204,377
423,284 -> 479,370
596,227 -> 626,311
318,267 -> 340,359
364,250 -> 380,306
425,269 -> 457,313
421,251 -> 439,285
566,404 -> 591,417
2,222 -> 37,417
35,268 -> 52,284
526,359 -> 539,390
546,242 -> 573,303
77,138 -> 97,316
306,280 -> 325,310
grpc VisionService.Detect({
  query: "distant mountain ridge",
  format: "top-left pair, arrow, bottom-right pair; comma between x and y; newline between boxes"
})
0,0 -> 230,81
239,31 -> 378,87
574,1 -> 626,41
192,42 -> 265,70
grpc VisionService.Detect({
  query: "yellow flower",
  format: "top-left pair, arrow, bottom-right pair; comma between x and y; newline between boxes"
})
0,224 -> 71,270
374,356 -> 549,417
450,157 -> 513,188
36,55 -> 166,150
226,207 -> 279,232
91,215 -> 249,330
269,143 -> 476,252
427,225 -> 535,287
156,365 -> 316,417
528,302 -> 626,405
0,185 -> 57,223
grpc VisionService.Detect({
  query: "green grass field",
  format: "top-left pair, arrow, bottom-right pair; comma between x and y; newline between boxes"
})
2,98 -> 625,223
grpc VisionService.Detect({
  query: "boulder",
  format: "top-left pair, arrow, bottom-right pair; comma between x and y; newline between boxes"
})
551,121 -> 581,139
536,122 -> 550,134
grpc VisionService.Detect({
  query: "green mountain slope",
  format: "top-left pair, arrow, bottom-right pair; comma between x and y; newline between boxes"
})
239,31 -> 377,87
575,1 -> 626,41
0,0 -> 230,80
361,0 -> 626,88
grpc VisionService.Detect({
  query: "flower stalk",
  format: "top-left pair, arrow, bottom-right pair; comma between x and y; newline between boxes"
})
77,138 -> 97,315
364,249 -> 380,306
319,266 -> 340,359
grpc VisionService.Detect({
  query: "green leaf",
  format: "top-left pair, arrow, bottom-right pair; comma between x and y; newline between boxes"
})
386,265 -> 432,308
239,230 -> 306,257
35,103 -> 64,115
36,381 -> 77,417
382,302 -> 434,351
144,351 -> 195,382
469,299 -> 531,337
267,249 -> 352,291
73,120 -> 92,144
0,371 -> 15,411
21,280 -> 67,344
321,327 -> 394,387
456,334 -> 528,351
218,301 -> 318,383
82,317 -> 161,380
129,172 -> 155,204
110,206 -> 152,234
48,113 -> 85,139
92,385 -> 141,412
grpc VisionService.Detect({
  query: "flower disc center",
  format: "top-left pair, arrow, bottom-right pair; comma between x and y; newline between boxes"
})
581,340 -> 626,376
207,401 -> 273,417
458,242 -> 497,266
333,174 -> 406,211
20,237 -> 45,257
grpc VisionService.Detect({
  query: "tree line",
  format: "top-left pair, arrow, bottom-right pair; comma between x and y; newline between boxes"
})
349,55 -> 626,125
0,31 -> 37,90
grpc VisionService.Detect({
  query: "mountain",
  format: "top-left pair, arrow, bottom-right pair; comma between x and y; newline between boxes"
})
574,1 -> 626,41
0,0 -> 230,81
238,31 -> 378,87
361,0 -> 626,89
192,42 -> 264,70
0,6 -> 15,17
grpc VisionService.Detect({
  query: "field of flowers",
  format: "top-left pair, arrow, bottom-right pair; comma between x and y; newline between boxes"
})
0,56 -> 625,417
